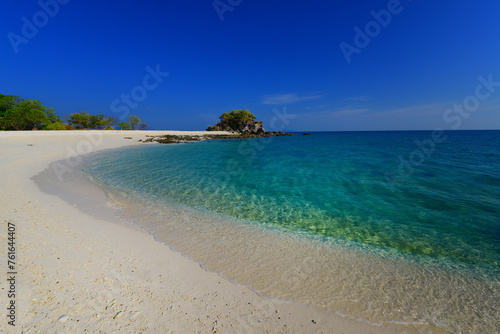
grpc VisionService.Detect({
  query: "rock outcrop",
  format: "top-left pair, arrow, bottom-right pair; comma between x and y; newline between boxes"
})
207,119 -> 265,134
237,120 -> 265,133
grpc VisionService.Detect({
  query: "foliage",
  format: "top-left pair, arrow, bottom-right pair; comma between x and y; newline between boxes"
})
208,109 -> 256,131
117,122 -> 131,130
67,112 -> 146,130
44,106 -> 63,124
128,114 -> 141,130
1,93 -> 148,131
219,109 -> 255,123
68,111 -> 112,130
0,93 -> 67,130
88,114 -> 109,129
67,111 -> 89,129
10,100 -> 48,130
0,94 -> 21,129
44,122 -> 67,130
107,116 -> 118,127
206,125 -> 220,131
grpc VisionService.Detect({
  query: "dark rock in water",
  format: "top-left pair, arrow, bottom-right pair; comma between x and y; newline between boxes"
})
145,130 -> 294,145
303,133 -> 311,135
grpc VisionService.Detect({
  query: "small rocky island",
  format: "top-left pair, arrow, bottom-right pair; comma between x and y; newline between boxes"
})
207,109 -> 292,137
145,110 -> 293,144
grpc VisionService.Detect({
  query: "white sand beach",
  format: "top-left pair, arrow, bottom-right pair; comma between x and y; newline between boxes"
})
0,130 -> 414,333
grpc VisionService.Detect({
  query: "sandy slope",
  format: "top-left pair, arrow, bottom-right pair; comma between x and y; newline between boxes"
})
0,131 -> 408,333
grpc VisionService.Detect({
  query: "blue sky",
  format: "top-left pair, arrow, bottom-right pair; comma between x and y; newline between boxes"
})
1,0 -> 500,131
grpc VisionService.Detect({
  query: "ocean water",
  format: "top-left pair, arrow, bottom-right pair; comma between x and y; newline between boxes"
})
83,131 -> 500,332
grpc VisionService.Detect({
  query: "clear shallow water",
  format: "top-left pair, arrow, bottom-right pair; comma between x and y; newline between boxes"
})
83,131 -> 500,332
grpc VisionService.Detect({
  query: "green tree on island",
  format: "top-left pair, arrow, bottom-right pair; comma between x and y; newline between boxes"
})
207,109 -> 257,131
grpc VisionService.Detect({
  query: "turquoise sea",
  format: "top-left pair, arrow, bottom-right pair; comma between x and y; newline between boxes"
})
83,131 -> 500,332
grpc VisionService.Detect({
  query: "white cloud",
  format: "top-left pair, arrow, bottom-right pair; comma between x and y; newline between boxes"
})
346,96 -> 370,102
261,93 -> 324,105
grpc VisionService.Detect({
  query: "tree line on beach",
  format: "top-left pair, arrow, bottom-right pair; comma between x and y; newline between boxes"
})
0,93 -> 146,131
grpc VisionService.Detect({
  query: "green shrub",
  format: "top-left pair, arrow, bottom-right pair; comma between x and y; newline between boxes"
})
117,122 -> 131,130
207,125 -> 220,131
44,122 -> 66,130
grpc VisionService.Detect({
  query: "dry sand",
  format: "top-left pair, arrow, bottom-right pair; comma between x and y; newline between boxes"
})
0,130 -> 410,333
